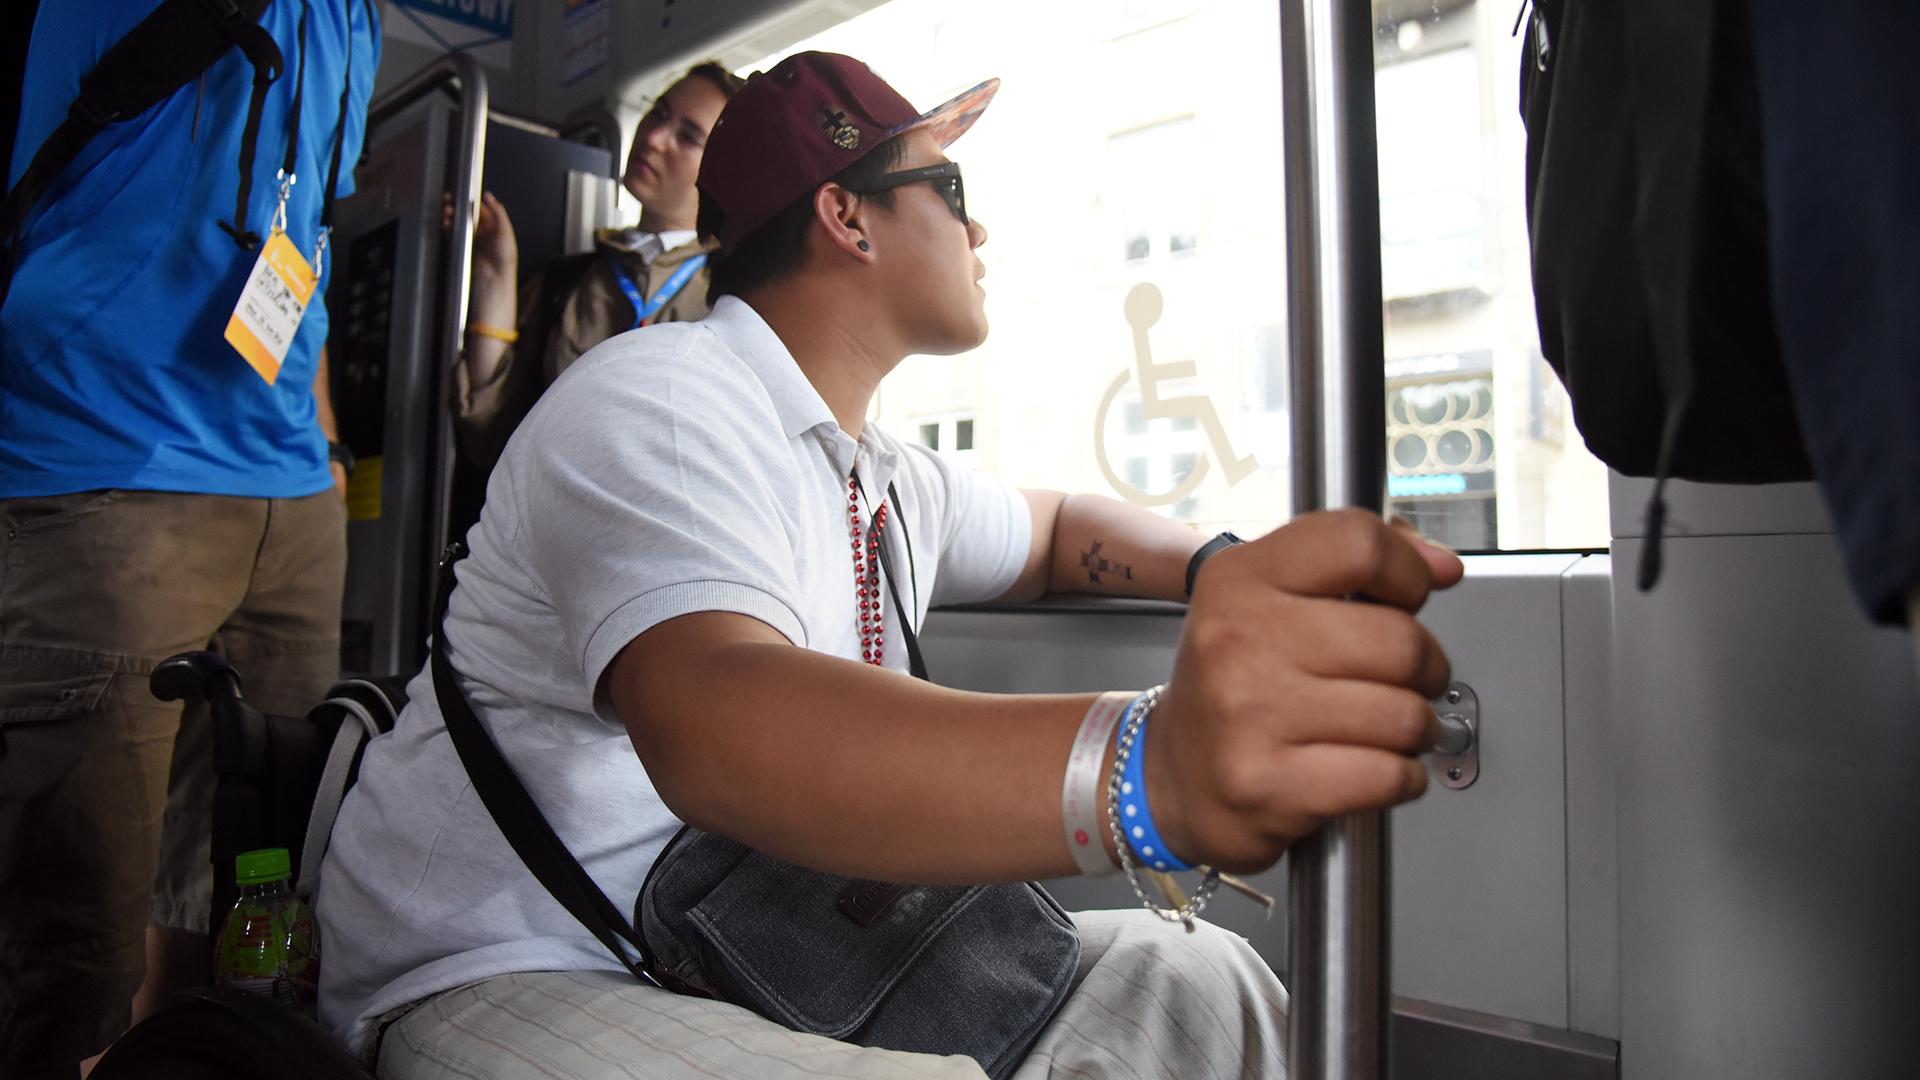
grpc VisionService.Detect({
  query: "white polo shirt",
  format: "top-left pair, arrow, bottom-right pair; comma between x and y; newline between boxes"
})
315,297 -> 1032,1053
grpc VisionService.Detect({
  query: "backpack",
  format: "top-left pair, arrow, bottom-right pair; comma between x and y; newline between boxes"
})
90,985 -> 375,1080
87,652 -> 407,1080
1519,0 -> 1814,585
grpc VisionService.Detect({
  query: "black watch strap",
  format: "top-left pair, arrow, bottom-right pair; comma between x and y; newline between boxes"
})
1185,531 -> 1243,598
327,439 -> 356,478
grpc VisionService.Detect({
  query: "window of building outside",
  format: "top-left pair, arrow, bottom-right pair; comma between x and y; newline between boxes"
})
753,0 -> 1609,552
915,410 -> 980,470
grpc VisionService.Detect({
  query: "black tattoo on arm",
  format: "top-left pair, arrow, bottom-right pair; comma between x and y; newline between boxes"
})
1079,541 -> 1134,586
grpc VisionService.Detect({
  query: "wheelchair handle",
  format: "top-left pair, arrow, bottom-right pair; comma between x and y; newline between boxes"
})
150,650 -> 244,704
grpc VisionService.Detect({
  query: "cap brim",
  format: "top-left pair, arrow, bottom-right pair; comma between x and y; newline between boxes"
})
885,78 -> 1000,149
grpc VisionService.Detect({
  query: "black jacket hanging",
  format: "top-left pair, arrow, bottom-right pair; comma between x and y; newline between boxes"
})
1519,0 -> 1815,585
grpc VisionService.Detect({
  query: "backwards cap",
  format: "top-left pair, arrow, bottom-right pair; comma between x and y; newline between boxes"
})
697,52 -> 998,251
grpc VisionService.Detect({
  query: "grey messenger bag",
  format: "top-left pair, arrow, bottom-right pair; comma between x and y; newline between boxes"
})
429,541 -> 1080,1079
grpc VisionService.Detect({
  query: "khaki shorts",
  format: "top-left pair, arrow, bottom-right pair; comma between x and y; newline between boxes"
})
0,489 -> 344,1069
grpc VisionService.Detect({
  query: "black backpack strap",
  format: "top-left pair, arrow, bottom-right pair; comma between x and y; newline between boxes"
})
0,0 -> 43,191
429,544 -> 664,984
214,0 -> 290,250
1,0 -> 278,303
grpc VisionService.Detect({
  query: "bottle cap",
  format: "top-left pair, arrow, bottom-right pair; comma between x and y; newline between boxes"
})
235,848 -> 292,885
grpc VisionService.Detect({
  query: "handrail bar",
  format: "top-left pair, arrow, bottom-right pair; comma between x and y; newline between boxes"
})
362,53 -> 488,605
1281,0 -> 1390,1077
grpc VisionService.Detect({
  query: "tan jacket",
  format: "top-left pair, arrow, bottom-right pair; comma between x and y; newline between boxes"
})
453,229 -> 717,473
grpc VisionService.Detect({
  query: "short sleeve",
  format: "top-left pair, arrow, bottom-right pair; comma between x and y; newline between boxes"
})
501,329 -> 811,711
894,443 -> 1031,608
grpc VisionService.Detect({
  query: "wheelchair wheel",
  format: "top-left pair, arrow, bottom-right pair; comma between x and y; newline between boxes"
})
89,987 -> 372,1080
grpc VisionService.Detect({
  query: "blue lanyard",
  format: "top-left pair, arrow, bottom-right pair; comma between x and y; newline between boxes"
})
606,250 -> 708,330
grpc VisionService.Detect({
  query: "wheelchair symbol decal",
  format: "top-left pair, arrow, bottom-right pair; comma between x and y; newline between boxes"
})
1094,283 -> 1259,507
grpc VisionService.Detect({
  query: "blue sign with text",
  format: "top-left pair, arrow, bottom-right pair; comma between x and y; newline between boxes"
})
390,0 -> 514,39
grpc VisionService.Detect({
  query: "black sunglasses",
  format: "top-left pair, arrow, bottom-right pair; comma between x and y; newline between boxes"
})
851,162 -> 968,226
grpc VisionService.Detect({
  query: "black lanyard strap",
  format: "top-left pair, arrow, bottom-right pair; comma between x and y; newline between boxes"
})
221,0 -> 363,254
853,475 -> 928,683
317,0 -> 368,238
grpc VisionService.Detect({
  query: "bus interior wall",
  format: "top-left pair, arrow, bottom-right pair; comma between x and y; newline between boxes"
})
326,2 -> 1920,1077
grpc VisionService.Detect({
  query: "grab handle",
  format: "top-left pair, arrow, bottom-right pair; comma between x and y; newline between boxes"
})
1281,0 -> 1391,1077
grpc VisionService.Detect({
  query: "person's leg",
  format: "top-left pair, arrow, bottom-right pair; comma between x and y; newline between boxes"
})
144,490 -> 345,1003
214,489 -> 345,720
1013,909 -> 1289,1080
129,927 -> 215,1023
377,970 -> 992,1080
378,910 -> 1286,1080
0,491 -> 257,1074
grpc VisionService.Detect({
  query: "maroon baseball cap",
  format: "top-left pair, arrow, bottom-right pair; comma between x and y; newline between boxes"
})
697,52 -> 999,251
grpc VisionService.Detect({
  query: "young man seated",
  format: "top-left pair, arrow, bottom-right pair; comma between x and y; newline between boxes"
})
316,52 -> 1460,1080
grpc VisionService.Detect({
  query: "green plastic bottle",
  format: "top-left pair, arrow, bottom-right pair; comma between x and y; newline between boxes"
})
213,848 -> 320,1015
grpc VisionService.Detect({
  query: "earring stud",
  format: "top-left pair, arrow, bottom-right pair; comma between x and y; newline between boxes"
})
857,240 -> 870,252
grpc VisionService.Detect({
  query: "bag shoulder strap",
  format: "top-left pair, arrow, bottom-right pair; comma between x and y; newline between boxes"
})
429,544 -> 663,984
1,0 -> 278,300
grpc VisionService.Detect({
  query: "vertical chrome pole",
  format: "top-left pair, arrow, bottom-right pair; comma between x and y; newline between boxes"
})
434,53 -> 488,567
1281,0 -> 1388,1077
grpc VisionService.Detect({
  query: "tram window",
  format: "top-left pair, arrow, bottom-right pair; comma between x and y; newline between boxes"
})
746,0 -> 1607,550
1104,0 -> 1202,39
1109,118 -> 1202,264
1374,0 -> 1608,549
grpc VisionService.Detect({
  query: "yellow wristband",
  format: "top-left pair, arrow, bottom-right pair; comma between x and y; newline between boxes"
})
466,321 -> 519,343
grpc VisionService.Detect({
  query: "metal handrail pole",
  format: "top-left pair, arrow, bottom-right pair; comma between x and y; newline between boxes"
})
359,54 -> 486,654
366,52 -> 484,128
1280,0 -> 1389,1078
432,54 -> 487,571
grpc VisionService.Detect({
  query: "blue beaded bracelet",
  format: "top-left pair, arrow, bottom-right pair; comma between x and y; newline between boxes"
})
1112,690 -> 1193,872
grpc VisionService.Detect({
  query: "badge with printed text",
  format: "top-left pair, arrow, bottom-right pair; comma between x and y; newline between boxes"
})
224,230 -> 317,385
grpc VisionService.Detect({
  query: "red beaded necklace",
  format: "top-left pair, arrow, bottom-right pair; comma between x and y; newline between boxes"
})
849,473 -> 890,666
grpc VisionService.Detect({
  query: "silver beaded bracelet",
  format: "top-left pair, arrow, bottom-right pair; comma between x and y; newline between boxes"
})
1105,685 -> 1221,931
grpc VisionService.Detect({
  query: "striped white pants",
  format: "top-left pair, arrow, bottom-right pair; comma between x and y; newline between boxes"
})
375,910 -> 1290,1080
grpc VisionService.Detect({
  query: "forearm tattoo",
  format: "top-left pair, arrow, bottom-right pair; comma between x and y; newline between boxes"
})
1080,541 -> 1134,586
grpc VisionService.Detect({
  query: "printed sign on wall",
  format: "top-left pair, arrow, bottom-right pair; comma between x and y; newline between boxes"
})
384,0 -> 515,70
563,0 -> 611,86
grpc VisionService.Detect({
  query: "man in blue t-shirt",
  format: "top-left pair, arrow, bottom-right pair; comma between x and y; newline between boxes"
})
0,2 -> 378,1074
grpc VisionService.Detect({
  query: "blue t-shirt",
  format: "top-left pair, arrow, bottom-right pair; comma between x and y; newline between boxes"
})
1,0 -> 379,499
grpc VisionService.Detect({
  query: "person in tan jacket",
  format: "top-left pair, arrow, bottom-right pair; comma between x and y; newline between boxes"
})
452,63 -> 743,474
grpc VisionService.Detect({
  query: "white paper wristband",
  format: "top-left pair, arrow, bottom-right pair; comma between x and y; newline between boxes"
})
1063,691 -> 1135,877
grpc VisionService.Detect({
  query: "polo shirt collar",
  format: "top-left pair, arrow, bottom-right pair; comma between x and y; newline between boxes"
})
854,429 -> 902,497
705,297 -> 836,442
703,297 -> 904,492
